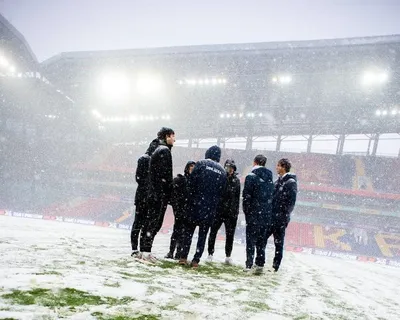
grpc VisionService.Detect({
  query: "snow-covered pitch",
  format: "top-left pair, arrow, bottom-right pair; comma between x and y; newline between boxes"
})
0,215 -> 399,320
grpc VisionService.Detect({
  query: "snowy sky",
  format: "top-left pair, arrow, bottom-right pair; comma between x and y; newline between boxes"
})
1,0 -> 400,62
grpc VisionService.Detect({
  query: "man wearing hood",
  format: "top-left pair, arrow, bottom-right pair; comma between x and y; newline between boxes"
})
242,154 -> 274,274
267,158 -> 298,272
207,159 -> 241,265
130,139 -> 159,257
179,145 -> 226,268
165,160 -> 196,260
139,127 -> 175,263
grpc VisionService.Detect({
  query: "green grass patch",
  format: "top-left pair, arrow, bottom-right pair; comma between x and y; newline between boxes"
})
77,261 -> 86,265
245,301 -> 270,310
104,281 -> 121,288
91,312 -> 160,320
0,318 -> 19,320
34,270 -> 62,276
190,292 -> 201,298
293,314 -> 310,320
157,260 -> 245,278
2,287 -> 134,308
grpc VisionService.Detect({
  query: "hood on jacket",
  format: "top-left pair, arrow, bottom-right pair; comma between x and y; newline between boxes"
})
205,145 -> 221,163
281,173 -> 297,183
145,139 -> 160,156
224,159 -> 237,172
252,166 -> 271,182
184,160 -> 196,177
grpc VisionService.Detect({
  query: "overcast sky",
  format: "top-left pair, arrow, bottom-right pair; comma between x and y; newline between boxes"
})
1,0 -> 400,62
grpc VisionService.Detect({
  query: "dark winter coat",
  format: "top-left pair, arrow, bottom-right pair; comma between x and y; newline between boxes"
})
134,139 -> 159,206
216,172 -> 241,220
242,166 -> 274,226
148,139 -> 173,202
170,161 -> 196,218
272,173 -> 298,227
187,147 -> 226,224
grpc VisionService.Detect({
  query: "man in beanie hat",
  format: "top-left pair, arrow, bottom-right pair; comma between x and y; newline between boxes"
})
207,158 -> 241,265
179,145 -> 226,268
139,127 -> 175,263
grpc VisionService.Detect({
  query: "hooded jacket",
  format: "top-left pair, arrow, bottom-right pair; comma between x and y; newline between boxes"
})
187,146 -> 226,224
216,159 -> 241,219
272,173 -> 298,226
148,139 -> 173,201
242,166 -> 274,226
170,161 -> 196,217
134,139 -> 159,206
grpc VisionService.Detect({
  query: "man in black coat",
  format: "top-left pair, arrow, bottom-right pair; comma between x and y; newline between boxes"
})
165,160 -> 196,259
179,145 -> 226,268
130,139 -> 159,256
266,158 -> 297,272
139,127 -> 175,263
207,159 -> 241,265
242,154 -> 274,273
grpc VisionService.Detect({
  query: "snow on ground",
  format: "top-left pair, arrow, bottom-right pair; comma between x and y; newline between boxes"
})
0,215 -> 399,320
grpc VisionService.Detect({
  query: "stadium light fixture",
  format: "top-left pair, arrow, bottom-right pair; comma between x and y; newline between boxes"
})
226,113 -> 231,118
258,112 -> 263,117
98,72 -> 130,103
232,113 -> 236,118
239,113 -> 244,118
391,109 -> 397,116
220,114 -> 225,118
0,56 -> 9,67
375,110 -> 381,116
9,65 -> 16,73
362,71 -> 388,86
382,110 -> 388,116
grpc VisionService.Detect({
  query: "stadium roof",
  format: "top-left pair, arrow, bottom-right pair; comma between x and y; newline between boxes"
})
0,13 -> 38,71
42,34 -> 400,65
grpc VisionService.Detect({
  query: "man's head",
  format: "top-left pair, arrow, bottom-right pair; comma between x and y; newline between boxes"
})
224,159 -> 236,176
184,160 -> 196,176
157,127 -> 175,146
205,145 -> 221,163
253,154 -> 267,167
276,158 -> 291,176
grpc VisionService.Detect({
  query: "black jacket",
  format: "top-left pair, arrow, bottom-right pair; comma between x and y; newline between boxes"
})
187,158 -> 226,224
272,173 -> 298,227
216,172 -> 241,220
242,166 -> 274,226
148,140 -> 173,201
134,139 -> 159,206
170,161 -> 196,218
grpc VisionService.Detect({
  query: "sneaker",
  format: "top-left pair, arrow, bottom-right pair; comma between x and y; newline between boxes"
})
141,252 -> 158,264
178,258 -> 188,265
131,250 -> 140,258
164,252 -> 174,259
267,268 -> 277,273
254,266 -> 264,275
243,267 -> 252,273
207,255 -> 213,262
191,260 -> 199,269
225,257 -> 233,265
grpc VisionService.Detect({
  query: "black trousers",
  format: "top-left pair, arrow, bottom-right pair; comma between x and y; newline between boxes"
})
167,212 -> 185,258
130,202 -> 147,251
139,196 -> 168,252
179,220 -> 211,263
246,224 -> 267,268
207,215 -> 238,257
265,223 -> 287,271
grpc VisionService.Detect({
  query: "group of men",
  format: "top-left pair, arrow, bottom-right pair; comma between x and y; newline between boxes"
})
130,126 -> 298,272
